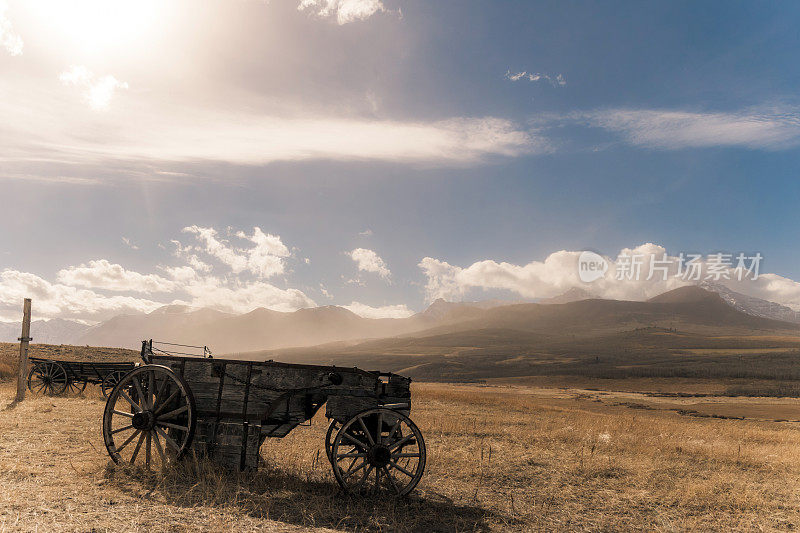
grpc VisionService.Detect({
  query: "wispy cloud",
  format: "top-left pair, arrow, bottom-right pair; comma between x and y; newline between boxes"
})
0,1 -> 22,56
121,237 -> 139,250
59,66 -> 129,110
0,84 -> 542,173
505,70 -> 566,87
298,0 -> 388,24
580,108 -> 800,150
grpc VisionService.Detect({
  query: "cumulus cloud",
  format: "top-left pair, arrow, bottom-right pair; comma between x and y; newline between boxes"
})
56,260 -> 176,293
581,108 -> 800,150
505,70 -> 566,87
298,0 -> 386,24
59,66 -> 129,110
343,301 -> 414,319
419,243 -> 800,310
182,226 -> 290,279
349,248 -> 390,279
0,269 -> 162,322
0,1 -> 22,56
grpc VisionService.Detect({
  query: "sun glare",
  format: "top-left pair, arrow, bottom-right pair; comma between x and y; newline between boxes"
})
24,0 -> 162,54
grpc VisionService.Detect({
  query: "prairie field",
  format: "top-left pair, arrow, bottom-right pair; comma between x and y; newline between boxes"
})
2,375 -> 800,532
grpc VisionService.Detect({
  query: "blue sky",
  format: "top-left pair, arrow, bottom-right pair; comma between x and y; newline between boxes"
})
1,0 -> 799,322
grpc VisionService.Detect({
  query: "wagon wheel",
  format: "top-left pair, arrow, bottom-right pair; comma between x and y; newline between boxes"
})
102,365 -> 196,470
27,361 -> 69,396
330,408 -> 426,496
67,379 -> 87,394
325,419 -> 341,462
101,370 -> 129,398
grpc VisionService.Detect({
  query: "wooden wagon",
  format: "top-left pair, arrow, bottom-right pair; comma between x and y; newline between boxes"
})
27,357 -> 136,397
101,340 -> 426,496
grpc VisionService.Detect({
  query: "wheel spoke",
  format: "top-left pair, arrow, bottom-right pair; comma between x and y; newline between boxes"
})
393,453 -> 421,458
336,452 -> 366,459
155,426 -> 181,452
111,424 -> 134,435
130,432 -> 146,463
376,411 -> 383,445
158,404 -> 188,420
152,431 -> 167,465
116,429 -> 141,452
342,430 -> 368,450
358,417 -> 375,446
388,434 -> 414,452
388,460 -> 415,478
133,379 -> 147,412
386,419 -> 401,442
145,433 -> 151,468
357,465 -> 374,491
153,389 -> 180,416
155,421 -> 188,432
112,409 -> 135,418
342,459 -> 368,480
383,466 -> 401,494
148,371 -> 156,410
118,389 -> 142,413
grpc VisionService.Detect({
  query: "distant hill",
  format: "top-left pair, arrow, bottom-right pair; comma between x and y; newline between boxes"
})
0,319 -> 90,345
238,286 -> 800,381
538,287 -> 594,304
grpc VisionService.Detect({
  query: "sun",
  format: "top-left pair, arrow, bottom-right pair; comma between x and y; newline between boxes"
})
23,0 -> 163,55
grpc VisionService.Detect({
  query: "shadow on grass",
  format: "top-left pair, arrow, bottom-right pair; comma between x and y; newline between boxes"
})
106,458 -> 504,532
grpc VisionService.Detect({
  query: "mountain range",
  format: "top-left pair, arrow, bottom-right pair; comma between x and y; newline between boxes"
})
2,283 -> 798,357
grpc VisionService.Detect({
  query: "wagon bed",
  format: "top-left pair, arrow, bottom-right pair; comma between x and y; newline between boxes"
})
101,340 -> 426,496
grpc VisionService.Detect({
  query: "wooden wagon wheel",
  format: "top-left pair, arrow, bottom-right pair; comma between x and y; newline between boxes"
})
102,365 -> 196,469
101,370 -> 129,398
325,419 -> 341,462
27,361 -> 69,396
67,379 -> 87,394
330,408 -> 426,496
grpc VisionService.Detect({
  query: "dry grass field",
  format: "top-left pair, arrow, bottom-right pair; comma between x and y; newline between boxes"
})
2,375 -> 800,531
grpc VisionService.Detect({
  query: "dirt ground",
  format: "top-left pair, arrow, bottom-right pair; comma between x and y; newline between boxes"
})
1,380 -> 800,532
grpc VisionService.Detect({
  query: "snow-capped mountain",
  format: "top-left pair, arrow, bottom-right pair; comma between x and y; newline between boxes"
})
699,281 -> 800,324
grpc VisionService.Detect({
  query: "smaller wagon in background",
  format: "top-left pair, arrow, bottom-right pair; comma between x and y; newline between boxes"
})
27,357 -> 136,397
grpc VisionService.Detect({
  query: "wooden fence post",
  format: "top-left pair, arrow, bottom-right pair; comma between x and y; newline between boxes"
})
15,298 -> 32,403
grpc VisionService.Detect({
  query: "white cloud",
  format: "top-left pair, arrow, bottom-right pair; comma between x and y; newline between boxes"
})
418,243 -> 800,311
0,269 -> 162,322
298,0 -> 386,24
59,66 -> 128,110
359,229 -> 373,237
349,248 -> 390,279
176,273 -> 316,314
343,301 -> 414,319
56,259 -> 176,293
582,108 -> 800,150
0,1 -> 22,56
505,70 -> 566,87
0,82 -> 541,172
182,226 -> 289,279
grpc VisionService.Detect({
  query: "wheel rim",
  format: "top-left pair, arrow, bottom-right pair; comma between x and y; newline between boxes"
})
28,362 -> 68,396
331,408 -> 426,496
102,371 -> 126,398
102,365 -> 196,469
67,379 -> 87,394
325,419 -> 341,462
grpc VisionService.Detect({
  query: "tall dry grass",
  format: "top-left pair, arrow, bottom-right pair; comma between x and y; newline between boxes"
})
1,381 -> 800,531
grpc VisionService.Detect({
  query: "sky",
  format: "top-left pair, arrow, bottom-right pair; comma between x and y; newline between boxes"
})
1,0 -> 800,323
